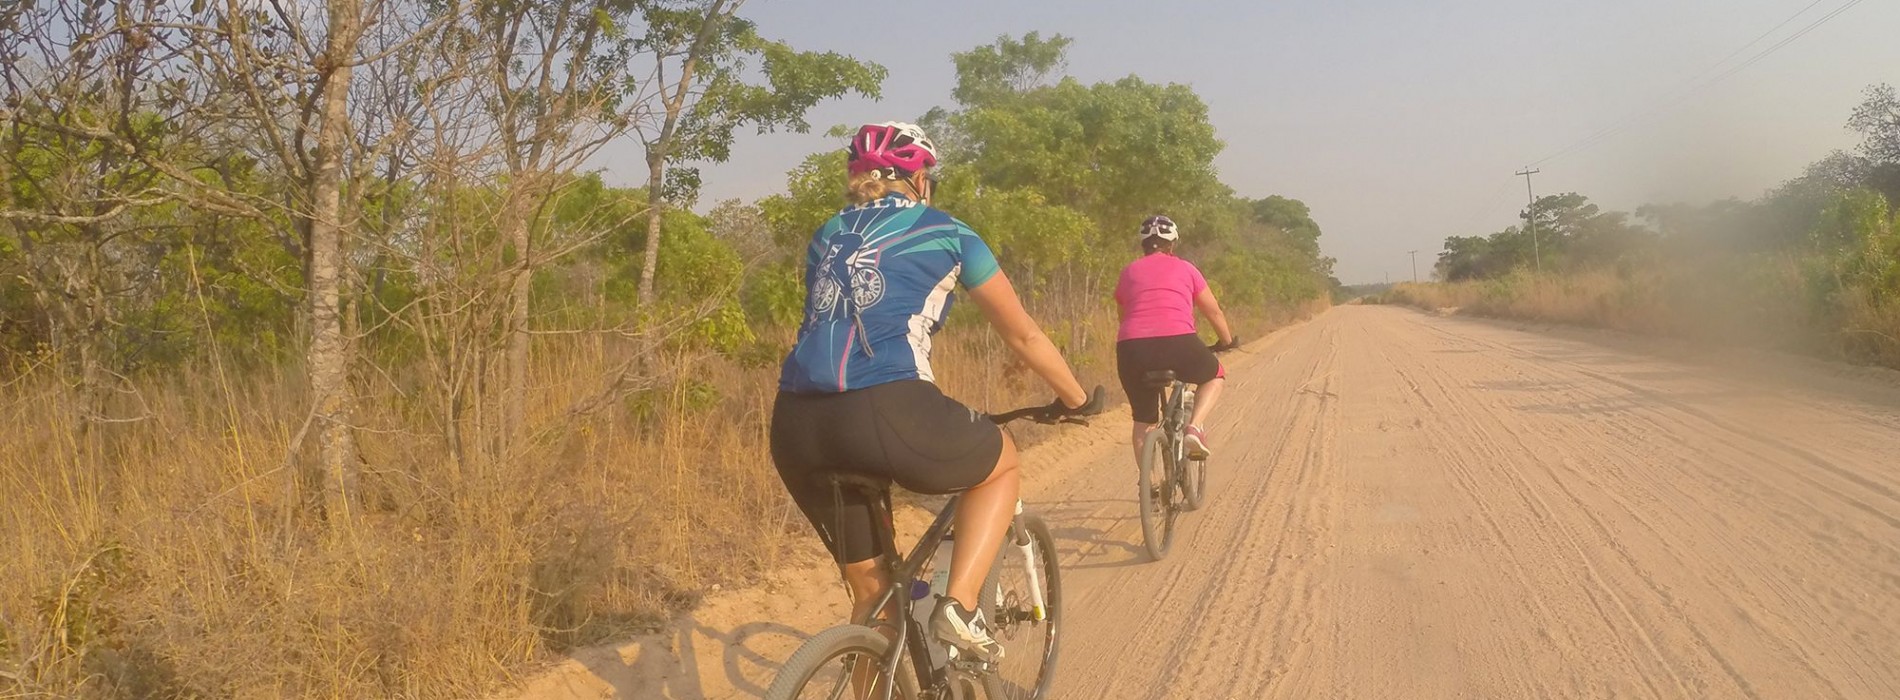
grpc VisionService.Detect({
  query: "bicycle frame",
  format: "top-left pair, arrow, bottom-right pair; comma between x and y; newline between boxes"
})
1140,381 -> 1195,474
1164,381 -> 1194,446
808,395 -> 1093,700
839,485 -> 1047,700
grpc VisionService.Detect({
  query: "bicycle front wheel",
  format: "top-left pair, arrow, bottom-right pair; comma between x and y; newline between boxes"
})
1136,431 -> 1175,561
765,625 -> 921,700
983,513 -> 1062,699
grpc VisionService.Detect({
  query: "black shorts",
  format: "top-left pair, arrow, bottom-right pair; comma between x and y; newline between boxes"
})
770,380 -> 1004,564
1117,333 -> 1224,424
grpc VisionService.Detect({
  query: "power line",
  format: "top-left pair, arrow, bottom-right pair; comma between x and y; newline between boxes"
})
1702,0 -> 1866,86
1431,1 -> 1863,277
1673,0 -> 1826,98
1529,0 -> 1866,166
1446,176 -> 1519,235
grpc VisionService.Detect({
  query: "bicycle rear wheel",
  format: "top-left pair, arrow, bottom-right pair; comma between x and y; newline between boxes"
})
764,625 -> 921,700
982,513 -> 1062,699
1136,431 -> 1175,561
1181,451 -> 1208,511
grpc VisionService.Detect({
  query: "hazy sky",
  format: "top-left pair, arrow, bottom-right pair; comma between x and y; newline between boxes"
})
589,0 -> 1900,284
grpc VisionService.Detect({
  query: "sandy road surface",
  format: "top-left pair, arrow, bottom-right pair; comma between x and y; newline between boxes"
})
518,305 -> 1900,699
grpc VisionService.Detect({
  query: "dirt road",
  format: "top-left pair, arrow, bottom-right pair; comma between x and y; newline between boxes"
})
519,305 -> 1900,699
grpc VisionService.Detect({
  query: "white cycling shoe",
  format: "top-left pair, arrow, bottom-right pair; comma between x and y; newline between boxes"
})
932,596 -> 1005,662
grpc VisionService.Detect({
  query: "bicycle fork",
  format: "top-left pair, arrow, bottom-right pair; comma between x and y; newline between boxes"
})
1010,500 -> 1049,621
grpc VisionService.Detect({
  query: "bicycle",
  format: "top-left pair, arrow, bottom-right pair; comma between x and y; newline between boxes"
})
764,386 -> 1107,700
1133,340 -> 1235,561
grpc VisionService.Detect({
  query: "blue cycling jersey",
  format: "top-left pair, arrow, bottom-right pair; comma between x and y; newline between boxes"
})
778,194 -> 1000,393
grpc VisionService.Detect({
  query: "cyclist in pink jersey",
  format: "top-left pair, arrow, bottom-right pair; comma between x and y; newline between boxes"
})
1114,215 -> 1236,458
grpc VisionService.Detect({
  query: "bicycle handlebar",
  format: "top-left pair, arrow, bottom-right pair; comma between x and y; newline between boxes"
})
1208,337 -> 1241,353
989,385 -> 1109,425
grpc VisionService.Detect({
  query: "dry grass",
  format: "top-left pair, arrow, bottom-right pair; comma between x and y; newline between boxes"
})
1,341 -> 793,698
1,301 -> 1317,699
1379,263 -> 1900,368
1380,270 -> 1671,335
1834,293 -> 1900,368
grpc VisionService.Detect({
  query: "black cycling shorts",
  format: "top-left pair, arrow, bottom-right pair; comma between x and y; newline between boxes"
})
770,380 -> 1004,564
1116,333 -> 1224,424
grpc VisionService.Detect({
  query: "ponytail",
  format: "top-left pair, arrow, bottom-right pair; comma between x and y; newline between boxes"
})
845,169 -> 922,205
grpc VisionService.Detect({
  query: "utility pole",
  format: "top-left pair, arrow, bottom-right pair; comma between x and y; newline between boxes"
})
1516,167 -> 1543,274
1408,250 -> 1419,283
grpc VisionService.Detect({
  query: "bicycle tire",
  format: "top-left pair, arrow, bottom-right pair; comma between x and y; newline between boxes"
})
764,625 -> 922,700
982,513 -> 1062,700
1181,451 -> 1208,511
1136,430 -> 1174,561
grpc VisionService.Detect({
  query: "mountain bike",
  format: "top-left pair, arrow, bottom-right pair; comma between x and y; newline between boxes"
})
764,386 -> 1106,700
1134,340 -> 1234,561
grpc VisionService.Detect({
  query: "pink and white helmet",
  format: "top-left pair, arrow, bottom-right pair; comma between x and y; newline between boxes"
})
847,122 -> 940,176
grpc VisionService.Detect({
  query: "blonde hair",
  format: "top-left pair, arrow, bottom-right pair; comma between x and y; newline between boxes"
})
846,170 -> 922,205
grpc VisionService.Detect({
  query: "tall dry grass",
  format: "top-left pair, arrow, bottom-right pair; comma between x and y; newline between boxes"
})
1379,262 -> 1900,367
1380,269 -> 1671,335
2,300 -> 1317,698
2,338 -> 794,698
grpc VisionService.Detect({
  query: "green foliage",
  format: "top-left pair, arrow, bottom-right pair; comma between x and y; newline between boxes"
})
1849,83 -> 1900,166
741,262 -> 805,328
1181,196 -> 1335,307
757,151 -> 847,251
655,209 -> 752,351
1435,193 -> 1652,281
937,184 -> 1095,294
0,28 -> 1331,383
1811,189 -> 1900,309
952,75 -> 1224,232
1252,196 -> 1324,259
0,103 -> 302,370
950,31 -> 1074,107
1423,83 -> 1900,365
641,9 -> 886,165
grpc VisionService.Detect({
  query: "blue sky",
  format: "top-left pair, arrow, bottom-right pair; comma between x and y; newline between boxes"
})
589,0 -> 1900,284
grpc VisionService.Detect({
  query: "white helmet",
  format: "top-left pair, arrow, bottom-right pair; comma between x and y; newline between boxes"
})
1140,215 -> 1179,241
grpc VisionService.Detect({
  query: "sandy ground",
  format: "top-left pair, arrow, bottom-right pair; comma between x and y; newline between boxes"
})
514,305 -> 1900,699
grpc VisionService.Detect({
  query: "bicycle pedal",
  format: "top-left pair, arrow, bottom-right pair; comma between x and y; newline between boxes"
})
950,656 -> 996,675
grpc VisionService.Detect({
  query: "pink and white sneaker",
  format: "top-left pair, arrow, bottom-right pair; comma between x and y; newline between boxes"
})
1184,425 -> 1211,460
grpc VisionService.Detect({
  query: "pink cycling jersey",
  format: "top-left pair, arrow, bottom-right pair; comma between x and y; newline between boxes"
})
1115,253 -> 1206,342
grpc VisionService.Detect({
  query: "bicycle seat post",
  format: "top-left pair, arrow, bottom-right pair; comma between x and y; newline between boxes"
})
1142,369 -> 1177,389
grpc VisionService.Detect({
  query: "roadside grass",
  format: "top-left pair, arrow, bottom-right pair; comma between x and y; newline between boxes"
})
1,301 -> 1317,698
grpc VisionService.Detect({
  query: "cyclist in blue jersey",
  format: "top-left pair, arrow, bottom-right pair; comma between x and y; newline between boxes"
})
772,122 -> 1096,661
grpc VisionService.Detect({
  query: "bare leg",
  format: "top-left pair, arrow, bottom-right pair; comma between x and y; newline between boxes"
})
1189,377 -> 1224,428
946,430 -> 1019,609
1130,422 -> 1156,462
841,557 -> 892,626
841,557 -> 892,698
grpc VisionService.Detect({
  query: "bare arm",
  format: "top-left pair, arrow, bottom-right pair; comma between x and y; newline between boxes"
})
1194,287 -> 1234,346
967,270 -> 1089,408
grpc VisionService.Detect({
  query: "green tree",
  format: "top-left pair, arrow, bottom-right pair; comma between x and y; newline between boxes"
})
1849,84 -> 1900,165
950,31 -> 1074,107
1251,195 -> 1324,259
953,75 -> 1223,237
632,3 -> 885,307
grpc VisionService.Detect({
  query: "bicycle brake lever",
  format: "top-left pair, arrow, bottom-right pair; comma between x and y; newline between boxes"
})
1060,416 -> 1090,426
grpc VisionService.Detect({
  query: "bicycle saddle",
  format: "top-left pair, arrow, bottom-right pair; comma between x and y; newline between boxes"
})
823,472 -> 891,495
